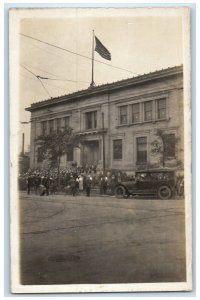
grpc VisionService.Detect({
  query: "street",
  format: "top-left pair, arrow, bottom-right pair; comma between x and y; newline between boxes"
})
19,192 -> 186,285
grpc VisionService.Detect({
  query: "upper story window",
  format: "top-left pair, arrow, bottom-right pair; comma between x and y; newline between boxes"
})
49,119 -> 54,134
119,106 -> 128,125
157,99 -> 166,119
64,116 -> 70,128
144,101 -> 153,121
85,111 -> 97,129
117,97 -> 167,126
56,118 -> 62,132
132,103 -> 140,123
41,121 -> 47,136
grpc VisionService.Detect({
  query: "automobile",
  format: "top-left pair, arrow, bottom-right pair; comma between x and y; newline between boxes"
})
114,169 -> 176,200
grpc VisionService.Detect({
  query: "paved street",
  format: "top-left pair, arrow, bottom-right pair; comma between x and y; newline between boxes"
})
19,192 -> 186,285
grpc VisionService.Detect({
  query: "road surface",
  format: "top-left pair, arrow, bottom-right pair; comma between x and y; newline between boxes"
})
19,192 -> 186,285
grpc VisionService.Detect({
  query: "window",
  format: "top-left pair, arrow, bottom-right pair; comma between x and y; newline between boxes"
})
132,103 -> 140,123
64,116 -> 70,128
41,121 -> 47,136
113,139 -> 122,159
37,147 -> 44,163
56,118 -> 61,132
66,145 -> 74,161
163,134 -> 175,158
144,101 -> 153,121
85,111 -> 97,129
49,119 -> 54,134
157,99 -> 166,119
119,106 -> 128,125
137,137 -> 147,163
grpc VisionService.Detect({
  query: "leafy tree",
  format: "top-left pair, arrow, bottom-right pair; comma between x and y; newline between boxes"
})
151,129 -> 182,168
36,126 -> 81,186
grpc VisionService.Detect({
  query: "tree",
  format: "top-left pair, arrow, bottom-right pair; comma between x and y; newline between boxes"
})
151,129 -> 182,168
36,126 -> 81,186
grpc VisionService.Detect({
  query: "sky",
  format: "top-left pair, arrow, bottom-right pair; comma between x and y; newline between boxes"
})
18,8 -> 184,152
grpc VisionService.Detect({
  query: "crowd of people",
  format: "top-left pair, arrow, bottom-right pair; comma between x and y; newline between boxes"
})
18,164 -> 128,197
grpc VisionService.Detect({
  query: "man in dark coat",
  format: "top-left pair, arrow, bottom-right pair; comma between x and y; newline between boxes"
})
85,176 -> 92,197
69,174 -> 77,196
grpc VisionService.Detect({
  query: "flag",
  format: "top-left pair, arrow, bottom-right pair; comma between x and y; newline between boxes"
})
95,36 -> 111,61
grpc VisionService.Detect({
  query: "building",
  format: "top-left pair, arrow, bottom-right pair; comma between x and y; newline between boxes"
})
26,65 -> 184,173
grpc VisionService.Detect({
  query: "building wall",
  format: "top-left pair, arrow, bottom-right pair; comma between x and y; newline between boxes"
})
29,71 -> 183,173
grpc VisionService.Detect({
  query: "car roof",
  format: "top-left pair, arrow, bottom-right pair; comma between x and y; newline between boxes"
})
136,168 -> 175,173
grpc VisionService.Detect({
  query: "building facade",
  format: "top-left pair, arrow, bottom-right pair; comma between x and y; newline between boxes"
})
26,65 -> 184,173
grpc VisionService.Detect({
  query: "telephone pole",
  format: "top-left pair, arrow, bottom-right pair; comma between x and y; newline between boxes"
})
102,112 -> 105,175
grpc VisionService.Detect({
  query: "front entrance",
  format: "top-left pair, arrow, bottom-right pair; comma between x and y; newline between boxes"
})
82,140 -> 100,165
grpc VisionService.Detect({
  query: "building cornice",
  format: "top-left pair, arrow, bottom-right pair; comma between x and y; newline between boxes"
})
26,65 -> 183,112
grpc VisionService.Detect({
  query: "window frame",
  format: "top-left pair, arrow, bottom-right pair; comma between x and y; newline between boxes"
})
144,101 -> 153,122
136,136 -> 148,164
41,121 -> 47,136
163,133 -> 176,159
113,139 -> 123,160
157,98 -> 167,120
66,145 -> 74,162
131,103 -> 140,123
119,105 -> 128,125
85,110 -> 98,130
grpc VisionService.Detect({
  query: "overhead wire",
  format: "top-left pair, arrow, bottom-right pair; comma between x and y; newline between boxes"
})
20,33 -> 139,76
20,73 -> 73,93
21,63 -> 90,84
20,65 -> 53,98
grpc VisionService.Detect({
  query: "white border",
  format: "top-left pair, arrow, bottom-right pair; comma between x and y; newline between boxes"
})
3,1 -> 197,298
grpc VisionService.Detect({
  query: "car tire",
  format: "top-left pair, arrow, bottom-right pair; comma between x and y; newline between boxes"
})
115,186 -> 128,199
158,185 -> 172,200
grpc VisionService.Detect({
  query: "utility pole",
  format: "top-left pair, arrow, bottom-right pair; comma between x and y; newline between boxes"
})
102,112 -> 105,175
22,133 -> 25,156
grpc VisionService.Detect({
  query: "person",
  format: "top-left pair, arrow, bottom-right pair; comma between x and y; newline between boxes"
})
100,175 -> 108,195
27,174 -> 32,195
40,175 -> 50,196
34,174 -> 41,194
69,174 -> 77,196
85,175 -> 92,197
78,175 -> 84,191
110,175 -> 116,194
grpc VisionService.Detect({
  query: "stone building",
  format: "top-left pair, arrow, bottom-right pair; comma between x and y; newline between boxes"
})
26,65 -> 184,173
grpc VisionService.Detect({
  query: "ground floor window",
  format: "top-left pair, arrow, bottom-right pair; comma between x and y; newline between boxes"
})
137,137 -> 147,163
113,139 -> 122,160
66,145 -> 74,162
163,133 -> 176,159
37,147 -> 44,163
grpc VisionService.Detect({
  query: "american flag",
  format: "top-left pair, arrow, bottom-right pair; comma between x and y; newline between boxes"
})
95,36 -> 111,61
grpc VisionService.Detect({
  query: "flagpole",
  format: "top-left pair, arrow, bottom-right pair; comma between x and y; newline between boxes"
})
90,30 -> 95,87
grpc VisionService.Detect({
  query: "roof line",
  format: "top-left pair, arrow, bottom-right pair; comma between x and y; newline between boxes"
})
26,65 -> 183,112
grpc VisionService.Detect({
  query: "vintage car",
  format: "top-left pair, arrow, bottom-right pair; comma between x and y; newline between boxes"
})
114,169 -> 176,200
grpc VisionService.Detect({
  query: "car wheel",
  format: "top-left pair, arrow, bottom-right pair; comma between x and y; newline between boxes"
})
115,186 -> 128,199
158,185 -> 172,200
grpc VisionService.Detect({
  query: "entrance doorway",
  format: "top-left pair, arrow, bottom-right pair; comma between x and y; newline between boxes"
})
82,140 -> 100,165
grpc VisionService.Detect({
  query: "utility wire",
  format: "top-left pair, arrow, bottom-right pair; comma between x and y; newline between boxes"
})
20,73 -> 71,93
20,64 -> 52,98
20,33 -> 139,76
37,76 -> 52,98
21,63 -> 90,84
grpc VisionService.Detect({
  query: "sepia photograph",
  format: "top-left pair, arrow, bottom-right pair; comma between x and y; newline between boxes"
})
9,7 -> 192,293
